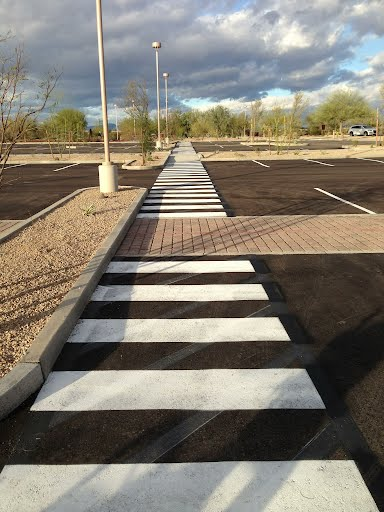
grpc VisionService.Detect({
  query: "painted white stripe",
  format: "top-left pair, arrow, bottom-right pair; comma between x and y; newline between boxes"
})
3,163 -> 27,170
1,461 -> 377,511
106,259 -> 256,274
145,198 -> 221,204
52,163 -> 80,172
148,194 -> 219,198
141,204 -> 224,211
314,188 -> 376,214
304,159 -> 334,167
152,186 -> 214,190
31,369 -> 324,411
154,181 -> 212,185
91,283 -> 268,301
137,212 -> 227,218
252,160 -> 270,168
355,157 -> 384,164
68,317 -> 290,343
159,174 -> 208,177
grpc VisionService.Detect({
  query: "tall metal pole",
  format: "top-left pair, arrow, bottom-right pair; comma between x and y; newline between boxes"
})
95,0 -> 117,192
163,72 -> 169,145
152,42 -> 162,150
96,0 -> 110,163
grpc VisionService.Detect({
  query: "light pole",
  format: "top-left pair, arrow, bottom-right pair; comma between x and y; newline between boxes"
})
152,41 -> 162,150
132,99 -> 136,140
163,72 -> 169,145
114,104 -> 119,141
95,0 -> 118,192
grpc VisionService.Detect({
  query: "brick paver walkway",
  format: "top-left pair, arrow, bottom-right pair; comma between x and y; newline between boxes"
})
117,214 -> 384,255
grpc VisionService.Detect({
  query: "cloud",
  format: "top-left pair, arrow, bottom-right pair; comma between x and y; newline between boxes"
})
0,0 -> 382,124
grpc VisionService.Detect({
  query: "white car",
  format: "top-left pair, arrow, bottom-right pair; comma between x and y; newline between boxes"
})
348,125 -> 376,136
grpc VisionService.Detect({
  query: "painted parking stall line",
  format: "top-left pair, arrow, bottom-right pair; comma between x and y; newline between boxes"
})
314,188 -> 376,214
252,160 -> 270,168
304,159 -> 335,167
52,163 -> 80,172
354,157 -> 384,164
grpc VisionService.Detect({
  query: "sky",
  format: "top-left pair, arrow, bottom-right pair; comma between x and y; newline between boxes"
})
0,0 -> 383,125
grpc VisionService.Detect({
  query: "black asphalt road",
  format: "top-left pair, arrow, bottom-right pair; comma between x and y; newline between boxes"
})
0,163 -> 161,219
205,158 -> 384,216
4,142 -> 141,155
0,254 -> 383,509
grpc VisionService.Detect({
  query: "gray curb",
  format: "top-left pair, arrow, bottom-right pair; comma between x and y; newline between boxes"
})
0,187 -> 147,420
0,187 -> 93,244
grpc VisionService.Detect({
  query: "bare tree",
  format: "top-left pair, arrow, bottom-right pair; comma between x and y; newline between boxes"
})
123,80 -> 154,165
249,100 -> 264,142
285,91 -> 307,151
0,35 -> 60,182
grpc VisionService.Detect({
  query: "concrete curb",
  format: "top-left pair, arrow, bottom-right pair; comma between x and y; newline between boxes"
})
0,188 -> 93,244
0,187 -> 147,420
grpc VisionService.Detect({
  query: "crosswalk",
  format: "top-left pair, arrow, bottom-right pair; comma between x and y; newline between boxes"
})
0,256 -> 378,511
138,142 -> 228,218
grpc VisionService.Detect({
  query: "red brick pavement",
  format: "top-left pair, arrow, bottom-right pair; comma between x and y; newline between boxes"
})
116,214 -> 384,256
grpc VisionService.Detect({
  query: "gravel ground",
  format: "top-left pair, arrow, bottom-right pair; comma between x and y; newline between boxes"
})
0,187 -> 141,378
201,147 -> 384,160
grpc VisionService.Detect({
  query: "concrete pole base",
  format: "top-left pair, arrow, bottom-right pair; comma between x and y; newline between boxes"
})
156,140 -> 163,150
165,137 -> 169,145
98,163 -> 118,193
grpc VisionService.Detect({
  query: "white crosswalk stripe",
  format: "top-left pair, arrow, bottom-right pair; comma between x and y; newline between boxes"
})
137,141 -> 227,217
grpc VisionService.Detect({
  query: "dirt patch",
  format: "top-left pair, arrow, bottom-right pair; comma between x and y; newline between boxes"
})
0,187 -> 141,378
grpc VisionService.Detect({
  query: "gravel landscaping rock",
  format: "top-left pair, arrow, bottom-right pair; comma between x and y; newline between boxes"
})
0,187 -> 140,378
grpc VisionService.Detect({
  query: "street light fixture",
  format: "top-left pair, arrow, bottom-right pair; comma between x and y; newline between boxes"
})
163,72 -> 169,145
152,41 -> 162,150
95,0 -> 118,192
114,104 -> 119,141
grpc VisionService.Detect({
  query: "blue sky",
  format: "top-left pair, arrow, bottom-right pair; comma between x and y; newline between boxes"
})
0,0 -> 383,124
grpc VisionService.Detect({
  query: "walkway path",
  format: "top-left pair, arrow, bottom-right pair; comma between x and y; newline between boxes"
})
138,142 -> 228,218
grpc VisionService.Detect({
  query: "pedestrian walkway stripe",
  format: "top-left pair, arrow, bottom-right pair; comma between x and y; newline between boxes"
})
2,462 -> 376,511
137,212 -> 227,218
106,259 -> 256,273
68,317 -> 291,343
314,188 -> 376,214
91,284 -> 269,301
144,198 -> 221,204
148,192 -> 218,196
31,369 -> 324,411
140,205 -> 224,211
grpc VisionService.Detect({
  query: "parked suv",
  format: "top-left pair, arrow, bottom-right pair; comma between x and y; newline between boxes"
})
348,125 -> 376,136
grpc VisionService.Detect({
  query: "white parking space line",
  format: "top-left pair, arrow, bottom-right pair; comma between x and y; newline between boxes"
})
31,369 -> 322,410
252,160 -> 270,168
68,317 -> 290,344
304,159 -> 334,167
314,188 -> 376,214
106,259 -> 256,273
1,462 -> 377,511
91,283 -> 269,302
354,157 -> 384,164
52,163 -> 80,172
4,163 -> 28,170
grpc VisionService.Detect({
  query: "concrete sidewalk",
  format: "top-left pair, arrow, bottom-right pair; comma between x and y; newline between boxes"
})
117,214 -> 384,256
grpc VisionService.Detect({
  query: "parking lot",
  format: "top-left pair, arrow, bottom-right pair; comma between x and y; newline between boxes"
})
3,141 -> 141,155
0,163 -> 161,219
205,157 -> 384,216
